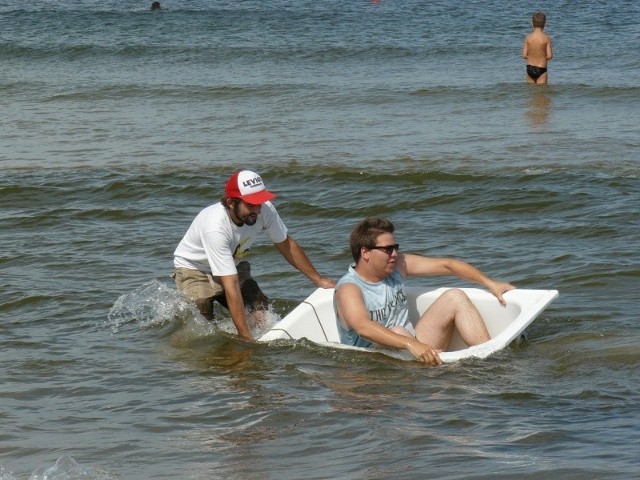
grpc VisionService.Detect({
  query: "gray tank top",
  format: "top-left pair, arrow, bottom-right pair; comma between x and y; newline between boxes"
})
334,266 -> 411,348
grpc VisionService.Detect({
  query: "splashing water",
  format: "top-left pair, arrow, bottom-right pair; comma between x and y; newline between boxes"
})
106,279 -> 282,340
107,280 -> 208,334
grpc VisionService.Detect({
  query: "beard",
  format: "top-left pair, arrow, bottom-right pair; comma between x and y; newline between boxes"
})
243,213 -> 258,226
232,203 -> 258,226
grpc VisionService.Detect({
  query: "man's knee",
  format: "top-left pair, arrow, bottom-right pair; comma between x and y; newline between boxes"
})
442,288 -> 470,305
195,297 -> 215,321
209,280 -> 268,313
241,279 -> 268,311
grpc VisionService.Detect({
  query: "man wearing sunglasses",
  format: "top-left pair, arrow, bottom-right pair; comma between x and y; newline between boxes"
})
334,217 -> 515,365
173,169 -> 335,340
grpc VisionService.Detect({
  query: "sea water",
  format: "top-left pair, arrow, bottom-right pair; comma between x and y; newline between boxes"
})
1,1 -> 639,478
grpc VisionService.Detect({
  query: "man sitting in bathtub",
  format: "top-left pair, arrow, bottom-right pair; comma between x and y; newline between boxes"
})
334,217 -> 515,365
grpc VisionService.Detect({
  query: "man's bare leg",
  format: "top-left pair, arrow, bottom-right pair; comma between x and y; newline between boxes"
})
414,288 -> 490,350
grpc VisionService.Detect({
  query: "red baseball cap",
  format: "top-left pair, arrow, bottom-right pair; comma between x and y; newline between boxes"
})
224,170 -> 276,204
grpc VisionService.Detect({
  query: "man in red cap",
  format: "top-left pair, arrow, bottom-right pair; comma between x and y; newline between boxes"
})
173,169 -> 335,340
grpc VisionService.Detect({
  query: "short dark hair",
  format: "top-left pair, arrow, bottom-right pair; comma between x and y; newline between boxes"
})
532,11 -> 546,28
349,217 -> 394,262
220,195 -> 239,210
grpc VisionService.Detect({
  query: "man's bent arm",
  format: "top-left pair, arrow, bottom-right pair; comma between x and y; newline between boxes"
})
275,236 -> 335,288
335,283 -> 442,365
402,254 -> 515,305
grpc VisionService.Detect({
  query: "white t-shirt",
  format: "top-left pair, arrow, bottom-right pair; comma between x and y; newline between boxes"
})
173,202 -> 288,275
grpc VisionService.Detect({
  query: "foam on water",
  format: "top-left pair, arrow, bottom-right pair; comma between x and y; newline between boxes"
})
1,456 -> 119,480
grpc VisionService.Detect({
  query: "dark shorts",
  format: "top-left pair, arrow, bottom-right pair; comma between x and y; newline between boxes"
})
173,261 -> 268,320
526,64 -> 547,82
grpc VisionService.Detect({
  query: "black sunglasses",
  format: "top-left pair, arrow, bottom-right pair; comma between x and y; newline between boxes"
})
369,243 -> 400,255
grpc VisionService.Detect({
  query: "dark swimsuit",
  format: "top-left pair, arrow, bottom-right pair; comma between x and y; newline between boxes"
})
526,65 -> 547,82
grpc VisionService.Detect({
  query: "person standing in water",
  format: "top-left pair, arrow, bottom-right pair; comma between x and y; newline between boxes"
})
523,11 -> 554,84
173,169 -> 335,340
